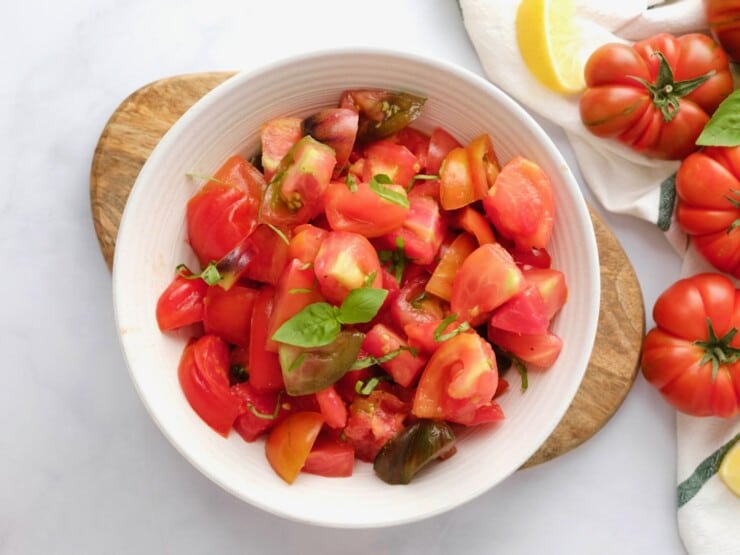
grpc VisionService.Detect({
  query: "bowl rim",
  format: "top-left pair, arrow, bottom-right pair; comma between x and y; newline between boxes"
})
112,46 -> 600,528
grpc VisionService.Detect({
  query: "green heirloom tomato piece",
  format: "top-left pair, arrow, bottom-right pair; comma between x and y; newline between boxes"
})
278,330 -> 365,396
373,420 -> 457,485
339,89 -> 426,143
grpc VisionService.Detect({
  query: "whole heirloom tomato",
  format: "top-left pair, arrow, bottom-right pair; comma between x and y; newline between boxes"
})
641,273 -> 740,417
579,33 -> 733,160
705,0 -> 740,62
675,146 -> 740,278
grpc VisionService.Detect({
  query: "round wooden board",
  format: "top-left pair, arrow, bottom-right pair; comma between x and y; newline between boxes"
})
90,73 -> 645,468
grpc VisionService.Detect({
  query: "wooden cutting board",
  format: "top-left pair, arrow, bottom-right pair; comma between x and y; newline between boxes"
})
90,72 -> 645,468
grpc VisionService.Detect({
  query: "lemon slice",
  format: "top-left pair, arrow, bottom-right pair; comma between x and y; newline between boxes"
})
719,441 -> 740,497
515,0 -> 585,94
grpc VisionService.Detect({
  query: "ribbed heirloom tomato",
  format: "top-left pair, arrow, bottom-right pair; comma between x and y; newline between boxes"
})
579,33 -> 733,160
641,273 -> 740,417
675,146 -> 740,278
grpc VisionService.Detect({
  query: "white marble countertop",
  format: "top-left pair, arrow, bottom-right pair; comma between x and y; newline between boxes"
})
2,0 -> 687,553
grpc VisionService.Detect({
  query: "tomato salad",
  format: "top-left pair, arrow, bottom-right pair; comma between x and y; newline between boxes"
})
156,89 -> 568,485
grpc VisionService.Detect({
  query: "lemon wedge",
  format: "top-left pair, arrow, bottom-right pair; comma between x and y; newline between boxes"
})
719,441 -> 740,497
515,0 -> 585,94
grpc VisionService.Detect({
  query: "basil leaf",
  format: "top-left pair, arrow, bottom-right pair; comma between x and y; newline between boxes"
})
369,174 -> 410,208
696,90 -> 740,147
271,302 -> 341,347
433,314 -> 470,342
338,288 -> 388,324
345,174 -> 358,192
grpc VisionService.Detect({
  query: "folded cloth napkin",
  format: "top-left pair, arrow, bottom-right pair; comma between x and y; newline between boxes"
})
460,0 -> 739,552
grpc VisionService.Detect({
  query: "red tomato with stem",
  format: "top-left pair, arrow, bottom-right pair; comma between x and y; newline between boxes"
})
579,33 -> 733,160
178,335 -> 241,436
675,146 -> 740,278
186,155 -> 265,265
641,273 -> 740,417
156,272 -> 207,331
265,412 -> 325,483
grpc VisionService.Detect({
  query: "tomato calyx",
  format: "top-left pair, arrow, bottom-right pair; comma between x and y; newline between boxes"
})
725,190 -> 740,233
694,318 -> 740,380
630,52 -> 715,122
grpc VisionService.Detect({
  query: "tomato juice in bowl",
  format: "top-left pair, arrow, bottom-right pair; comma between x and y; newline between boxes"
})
112,49 -> 600,527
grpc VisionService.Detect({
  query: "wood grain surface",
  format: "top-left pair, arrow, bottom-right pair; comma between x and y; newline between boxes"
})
90,73 -> 645,468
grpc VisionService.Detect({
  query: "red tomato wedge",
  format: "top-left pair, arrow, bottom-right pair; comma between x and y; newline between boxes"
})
451,243 -> 525,325
260,117 -> 303,181
426,232 -> 477,301
178,335 -> 241,437
203,284 -> 258,348
362,323 -> 428,387
323,179 -> 409,237
483,156 -> 555,250
361,140 -> 420,189
427,127 -> 462,174
488,327 -> 564,369
265,412 -> 325,483
314,231 -> 383,304
156,272 -> 207,331
303,108 -> 359,175
248,286 -> 284,392
315,385 -> 348,429
303,436 -> 355,477
413,333 -> 501,426
523,268 -> 568,320
489,285 -> 550,335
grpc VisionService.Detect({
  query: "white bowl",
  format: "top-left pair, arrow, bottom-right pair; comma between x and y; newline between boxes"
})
113,49 -> 600,528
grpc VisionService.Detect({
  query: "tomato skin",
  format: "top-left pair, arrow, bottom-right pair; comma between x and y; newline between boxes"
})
451,243 -> 525,326
579,33 -> 733,160
156,273 -> 207,331
248,286 -> 284,392
265,412 -> 325,483
675,146 -> 740,278
186,155 -> 264,264
313,231 -> 383,304
641,273 -> 740,417
203,284 -> 258,348
483,157 -> 554,250
323,179 -> 409,237
178,335 -> 241,437
413,333 -> 501,426
705,0 -> 740,62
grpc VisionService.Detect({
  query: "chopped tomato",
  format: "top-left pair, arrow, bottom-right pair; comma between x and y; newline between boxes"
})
303,108 -> 359,175
186,155 -> 264,265
240,224 -> 290,286
265,412 -> 325,483
260,117 -> 303,180
439,147 -> 476,210
156,272 -> 207,331
287,224 -> 328,263
314,385 -> 348,429
451,206 -> 497,246
323,179 -> 409,237
379,195 -> 446,265
266,259 -> 324,352
362,323 -> 428,387
488,327 -> 563,368
523,268 -> 568,320
395,127 -> 430,169
313,231 -> 383,304
231,382 -> 288,442
303,435 -> 355,477
483,156 -> 555,250
391,275 -> 446,331
344,390 -> 409,462
178,335 -> 241,437
451,243 -> 525,325
467,134 -> 500,198
413,332 -> 501,426
248,286 -> 284,392
427,127 -> 462,174
203,284 -> 258,348
426,232 -> 477,301
361,140 -> 420,189
489,285 -> 550,335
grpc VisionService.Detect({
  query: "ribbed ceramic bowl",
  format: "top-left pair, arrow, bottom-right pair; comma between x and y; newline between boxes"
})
113,49 -> 600,528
